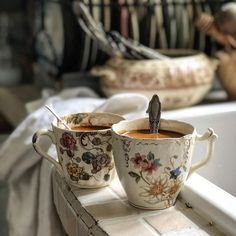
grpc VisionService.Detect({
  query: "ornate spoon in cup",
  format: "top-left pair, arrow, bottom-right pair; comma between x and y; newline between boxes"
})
146,94 -> 161,134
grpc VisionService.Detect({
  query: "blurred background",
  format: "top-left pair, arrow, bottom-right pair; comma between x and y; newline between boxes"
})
0,0 -> 235,235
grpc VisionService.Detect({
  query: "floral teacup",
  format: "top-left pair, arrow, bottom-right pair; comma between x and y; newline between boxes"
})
111,118 -> 217,209
33,112 -> 124,188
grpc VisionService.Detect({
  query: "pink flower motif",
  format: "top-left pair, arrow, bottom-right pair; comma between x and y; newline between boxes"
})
91,154 -> 111,174
60,132 -> 76,151
130,153 -> 146,169
130,152 -> 159,174
140,159 -> 158,175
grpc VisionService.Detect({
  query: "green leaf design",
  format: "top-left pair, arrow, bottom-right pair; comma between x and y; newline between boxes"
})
147,152 -> 155,160
66,114 -> 88,125
154,158 -> 162,167
74,115 -> 84,124
128,171 -> 140,178
66,114 -> 78,124
135,176 -> 141,183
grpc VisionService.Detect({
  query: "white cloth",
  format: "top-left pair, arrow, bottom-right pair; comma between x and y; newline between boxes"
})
0,90 -> 148,236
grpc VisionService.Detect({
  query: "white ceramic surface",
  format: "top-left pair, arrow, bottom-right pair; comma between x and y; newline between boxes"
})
111,118 -> 217,209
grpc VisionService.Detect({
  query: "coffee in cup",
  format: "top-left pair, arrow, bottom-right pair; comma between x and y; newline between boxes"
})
70,125 -> 110,132
120,129 -> 184,139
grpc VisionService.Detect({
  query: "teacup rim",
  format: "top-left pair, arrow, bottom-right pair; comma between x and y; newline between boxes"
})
111,117 -> 195,140
52,112 -> 124,132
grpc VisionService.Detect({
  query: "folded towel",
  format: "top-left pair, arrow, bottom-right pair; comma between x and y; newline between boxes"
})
0,89 -> 148,236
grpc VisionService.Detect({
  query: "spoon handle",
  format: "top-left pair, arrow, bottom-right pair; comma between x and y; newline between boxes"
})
45,105 -> 70,130
146,94 -> 161,134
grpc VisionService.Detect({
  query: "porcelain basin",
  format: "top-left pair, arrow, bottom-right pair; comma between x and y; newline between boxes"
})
163,102 -> 236,236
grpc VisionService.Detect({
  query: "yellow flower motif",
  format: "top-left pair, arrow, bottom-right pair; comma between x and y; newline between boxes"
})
66,162 -> 83,180
139,175 -> 184,204
140,175 -> 169,203
168,177 -> 184,197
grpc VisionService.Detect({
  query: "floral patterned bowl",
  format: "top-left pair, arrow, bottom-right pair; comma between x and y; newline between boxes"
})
91,50 -> 218,110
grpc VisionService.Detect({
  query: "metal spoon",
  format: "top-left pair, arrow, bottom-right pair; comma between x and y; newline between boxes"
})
146,94 -> 161,134
45,105 -> 71,130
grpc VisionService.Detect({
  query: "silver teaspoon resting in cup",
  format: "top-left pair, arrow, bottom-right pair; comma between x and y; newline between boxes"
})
45,105 -> 71,130
146,94 -> 161,134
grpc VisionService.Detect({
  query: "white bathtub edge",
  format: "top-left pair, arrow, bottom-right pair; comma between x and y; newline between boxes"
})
163,101 -> 236,120
179,173 -> 236,236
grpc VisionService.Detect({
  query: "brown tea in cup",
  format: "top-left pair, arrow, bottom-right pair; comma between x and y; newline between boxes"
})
71,125 -> 110,132
121,129 -> 184,139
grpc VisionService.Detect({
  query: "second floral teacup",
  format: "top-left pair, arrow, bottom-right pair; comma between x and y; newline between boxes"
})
111,118 -> 217,209
33,112 -> 124,188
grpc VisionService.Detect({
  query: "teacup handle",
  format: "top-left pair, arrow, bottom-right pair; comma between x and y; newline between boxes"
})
188,128 -> 217,177
32,129 -> 63,175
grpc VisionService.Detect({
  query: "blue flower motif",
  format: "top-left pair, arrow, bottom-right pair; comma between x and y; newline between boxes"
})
82,152 -> 95,164
170,167 -> 181,179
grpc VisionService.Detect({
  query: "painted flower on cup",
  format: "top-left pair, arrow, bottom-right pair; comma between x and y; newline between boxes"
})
81,151 -> 113,175
82,152 -> 96,164
141,159 -> 159,175
66,162 -> 83,181
131,153 -> 145,168
139,175 -> 184,205
60,132 -> 76,157
131,152 -> 162,175
91,153 -> 111,174
128,152 -> 162,185
168,177 -> 183,197
140,176 -> 169,203
169,167 -> 182,179
66,162 -> 91,181
128,151 -> 186,205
